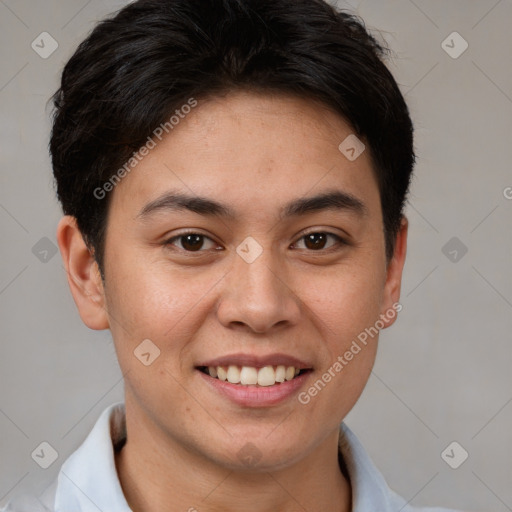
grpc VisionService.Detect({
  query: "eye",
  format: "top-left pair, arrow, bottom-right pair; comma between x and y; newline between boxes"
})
164,231 -> 346,253
164,232 -> 219,252
293,232 -> 345,251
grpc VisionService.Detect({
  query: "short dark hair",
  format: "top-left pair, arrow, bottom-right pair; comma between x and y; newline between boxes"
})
50,0 -> 415,273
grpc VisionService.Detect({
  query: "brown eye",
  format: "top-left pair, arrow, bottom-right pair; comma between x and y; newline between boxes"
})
180,234 -> 204,251
165,233 -> 217,252
294,232 -> 344,251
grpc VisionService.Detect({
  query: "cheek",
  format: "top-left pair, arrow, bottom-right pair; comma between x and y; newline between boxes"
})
295,271 -> 383,420
103,254 -> 219,358
303,264 -> 385,341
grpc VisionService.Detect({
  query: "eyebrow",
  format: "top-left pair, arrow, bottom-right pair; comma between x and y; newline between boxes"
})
137,189 -> 368,221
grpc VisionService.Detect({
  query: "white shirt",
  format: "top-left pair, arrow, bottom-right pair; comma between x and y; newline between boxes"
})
2,402 -> 463,512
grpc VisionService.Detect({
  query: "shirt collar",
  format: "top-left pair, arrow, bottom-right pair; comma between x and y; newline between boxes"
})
338,423 -> 393,510
52,402 -> 399,512
54,402 -> 129,512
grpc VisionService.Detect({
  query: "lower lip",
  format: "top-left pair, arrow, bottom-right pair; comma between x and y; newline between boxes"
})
197,369 -> 311,407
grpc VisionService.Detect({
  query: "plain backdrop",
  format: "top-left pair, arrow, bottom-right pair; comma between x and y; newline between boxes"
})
1,0 -> 511,510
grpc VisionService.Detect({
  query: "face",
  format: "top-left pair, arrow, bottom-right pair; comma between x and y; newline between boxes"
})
62,91 -> 407,471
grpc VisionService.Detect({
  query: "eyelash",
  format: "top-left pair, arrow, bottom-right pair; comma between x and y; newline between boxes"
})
163,230 -> 347,254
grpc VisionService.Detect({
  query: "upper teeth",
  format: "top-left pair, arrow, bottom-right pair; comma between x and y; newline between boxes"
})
207,365 -> 301,386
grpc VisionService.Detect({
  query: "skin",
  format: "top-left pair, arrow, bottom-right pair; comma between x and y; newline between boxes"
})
57,91 -> 408,512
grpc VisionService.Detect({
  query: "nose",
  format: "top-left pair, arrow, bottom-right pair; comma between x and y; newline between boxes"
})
215,245 -> 302,334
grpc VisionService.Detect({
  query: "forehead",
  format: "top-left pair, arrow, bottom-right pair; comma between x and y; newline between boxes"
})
109,91 -> 381,221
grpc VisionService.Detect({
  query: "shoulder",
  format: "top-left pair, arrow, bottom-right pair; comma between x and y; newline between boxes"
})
0,493 -> 52,512
1,475 -> 57,512
339,423 -> 470,512
388,488 -> 468,512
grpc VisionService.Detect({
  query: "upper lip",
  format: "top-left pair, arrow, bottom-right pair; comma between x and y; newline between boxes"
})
197,353 -> 313,370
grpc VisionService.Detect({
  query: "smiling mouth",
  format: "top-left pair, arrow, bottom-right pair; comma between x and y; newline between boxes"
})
196,365 -> 312,387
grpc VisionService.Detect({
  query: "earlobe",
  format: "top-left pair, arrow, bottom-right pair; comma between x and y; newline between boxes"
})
380,216 -> 408,329
56,216 -> 110,330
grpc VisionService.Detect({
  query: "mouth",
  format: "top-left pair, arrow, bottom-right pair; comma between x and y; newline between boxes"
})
195,353 -> 314,406
196,365 -> 312,387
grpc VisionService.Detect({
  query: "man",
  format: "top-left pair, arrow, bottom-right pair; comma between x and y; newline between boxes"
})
3,0 -> 465,510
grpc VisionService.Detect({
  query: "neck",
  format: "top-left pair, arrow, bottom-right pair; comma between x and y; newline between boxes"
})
115,399 -> 351,512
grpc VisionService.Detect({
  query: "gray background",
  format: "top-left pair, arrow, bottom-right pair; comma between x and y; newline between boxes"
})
1,0 -> 511,510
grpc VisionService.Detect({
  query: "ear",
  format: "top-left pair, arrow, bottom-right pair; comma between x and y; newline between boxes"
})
56,216 -> 109,330
379,216 -> 408,329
